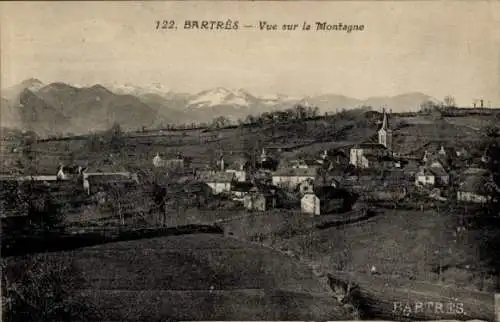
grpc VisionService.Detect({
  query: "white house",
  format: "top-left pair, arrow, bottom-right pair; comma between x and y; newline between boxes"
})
152,152 -> 185,170
457,168 -> 499,204
197,171 -> 235,194
415,167 -> 436,186
301,187 -> 346,216
272,167 -> 318,190
223,156 -> 250,182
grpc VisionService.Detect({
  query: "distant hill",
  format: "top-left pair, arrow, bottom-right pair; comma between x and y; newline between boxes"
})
2,82 -> 162,136
18,89 -> 72,136
362,92 -> 436,113
1,78 -> 44,104
1,79 -> 438,136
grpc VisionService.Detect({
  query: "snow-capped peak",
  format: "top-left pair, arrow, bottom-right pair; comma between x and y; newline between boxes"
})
105,83 -> 172,96
188,87 -> 256,108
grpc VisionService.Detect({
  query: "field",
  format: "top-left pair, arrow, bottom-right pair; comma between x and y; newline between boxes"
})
217,206 -> 499,289
12,113 -> 489,175
3,233 -> 352,321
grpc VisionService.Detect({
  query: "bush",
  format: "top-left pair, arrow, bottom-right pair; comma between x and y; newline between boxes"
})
2,256 -> 99,321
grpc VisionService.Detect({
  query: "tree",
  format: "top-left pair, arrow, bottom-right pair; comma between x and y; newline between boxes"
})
294,104 -> 307,120
419,100 -> 438,114
443,95 -> 456,108
108,122 -> 125,151
211,116 -> 230,129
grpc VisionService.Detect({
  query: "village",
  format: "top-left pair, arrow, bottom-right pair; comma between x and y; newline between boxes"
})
1,108 -> 498,224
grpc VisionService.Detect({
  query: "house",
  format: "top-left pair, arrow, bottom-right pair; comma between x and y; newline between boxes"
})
224,156 -> 250,182
366,186 -> 407,202
258,149 -> 278,171
152,152 -> 186,170
457,168 -> 499,204
243,187 -> 277,211
56,164 -> 87,180
415,164 -> 449,187
428,164 -> 449,186
301,187 -> 348,216
231,181 -> 255,200
197,171 -> 235,194
300,175 -> 341,195
287,158 -> 321,169
415,167 -> 436,186
329,149 -> 350,167
168,181 -> 212,207
380,170 -> 412,187
272,167 -> 318,190
419,143 -> 456,167
349,143 -> 389,168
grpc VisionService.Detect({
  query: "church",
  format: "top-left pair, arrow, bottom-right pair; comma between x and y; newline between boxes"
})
349,109 -> 393,168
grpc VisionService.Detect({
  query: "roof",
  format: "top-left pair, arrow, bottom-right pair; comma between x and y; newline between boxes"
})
87,174 -> 137,184
197,171 -> 235,183
272,167 -> 318,177
416,167 -> 436,177
428,166 -> 448,177
380,170 -> 410,182
459,174 -> 497,194
232,181 -> 254,192
462,167 -> 489,176
168,181 -> 212,194
308,186 -> 350,200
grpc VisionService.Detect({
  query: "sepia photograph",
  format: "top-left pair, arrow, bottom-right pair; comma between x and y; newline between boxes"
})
1,1 -> 500,321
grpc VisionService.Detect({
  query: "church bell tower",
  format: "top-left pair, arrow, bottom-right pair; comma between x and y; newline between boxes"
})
378,108 -> 392,150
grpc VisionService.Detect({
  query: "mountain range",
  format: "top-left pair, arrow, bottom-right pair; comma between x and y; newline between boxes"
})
1,79 -> 435,137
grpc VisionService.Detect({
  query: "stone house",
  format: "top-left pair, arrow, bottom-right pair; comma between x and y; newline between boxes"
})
243,187 -> 277,211
152,152 -> 187,171
349,143 -> 389,168
301,187 -> 348,216
197,171 -> 235,195
272,167 -> 318,191
415,165 -> 449,187
231,181 -> 254,200
457,168 -> 499,204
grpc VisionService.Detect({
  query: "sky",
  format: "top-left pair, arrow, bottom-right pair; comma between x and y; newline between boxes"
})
1,1 -> 499,106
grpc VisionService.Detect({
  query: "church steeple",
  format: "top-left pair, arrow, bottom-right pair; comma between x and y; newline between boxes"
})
378,108 -> 392,150
379,108 -> 389,131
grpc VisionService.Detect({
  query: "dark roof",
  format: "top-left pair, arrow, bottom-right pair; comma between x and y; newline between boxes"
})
169,181 -> 211,194
232,181 -> 254,192
310,186 -> 350,200
428,166 -> 448,177
459,174 -> 496,194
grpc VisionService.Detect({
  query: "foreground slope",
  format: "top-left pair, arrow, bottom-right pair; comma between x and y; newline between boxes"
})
3,233 -> 350,321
